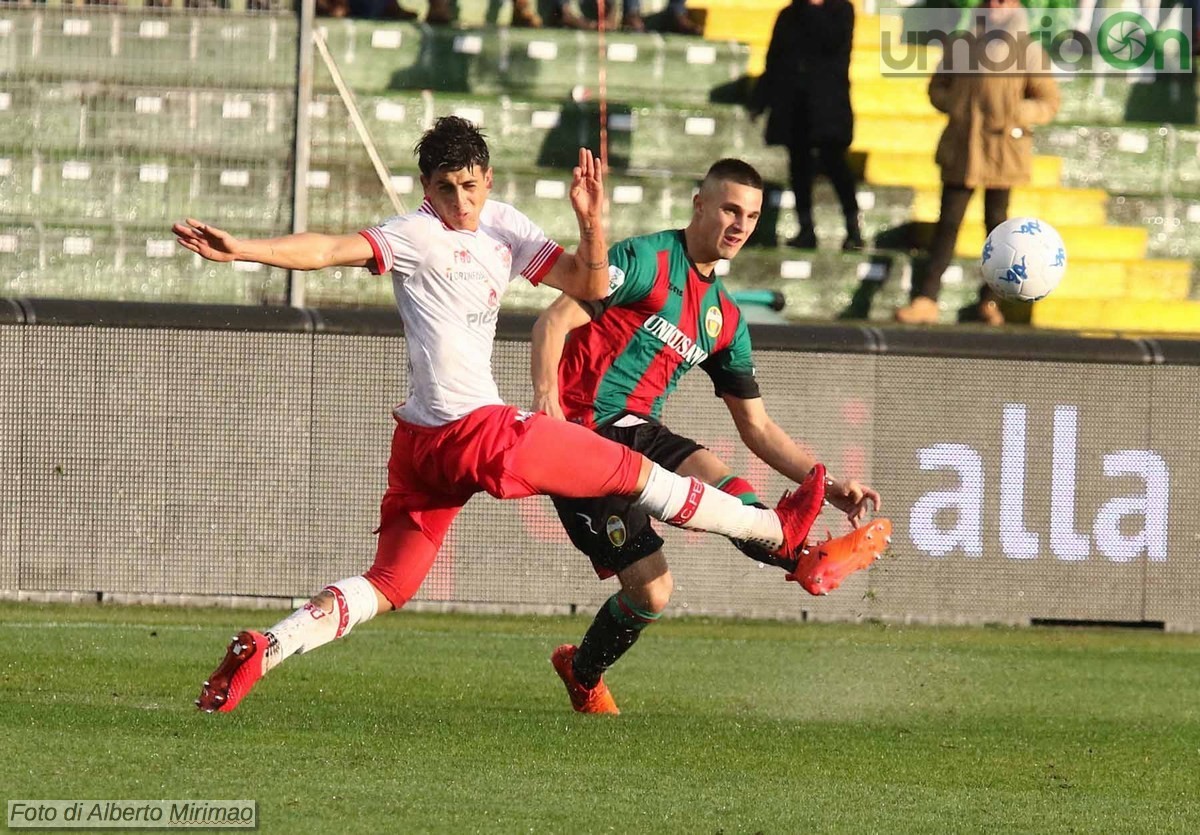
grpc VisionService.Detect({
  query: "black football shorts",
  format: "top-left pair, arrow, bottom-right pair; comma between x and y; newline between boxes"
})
551,411 -> 704,578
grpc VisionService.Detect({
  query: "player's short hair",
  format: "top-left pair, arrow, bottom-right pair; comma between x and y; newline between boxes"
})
414,116 -> 491,177
703,158 -> 763,191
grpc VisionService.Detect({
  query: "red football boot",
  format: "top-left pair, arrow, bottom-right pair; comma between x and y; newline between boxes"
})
196,630 -> 269,713
770,464 -> 828,560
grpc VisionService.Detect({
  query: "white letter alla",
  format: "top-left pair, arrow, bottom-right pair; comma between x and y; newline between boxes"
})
1094,450 -> 1170,563
1000,403 -> 1039,559
910,443 -> 983,557
1050,405 -> 1090,561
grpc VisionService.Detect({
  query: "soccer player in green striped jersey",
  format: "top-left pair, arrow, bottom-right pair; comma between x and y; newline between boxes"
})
533,158 -> 885,714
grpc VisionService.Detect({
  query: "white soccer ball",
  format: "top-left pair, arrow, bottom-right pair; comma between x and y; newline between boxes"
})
980,217 -> 1067,302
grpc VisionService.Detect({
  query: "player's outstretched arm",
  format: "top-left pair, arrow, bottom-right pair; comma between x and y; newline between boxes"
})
173,218 -> 375,271
722,393 -> 881,527
539,149 -> 610,300
530,293 -> 593,419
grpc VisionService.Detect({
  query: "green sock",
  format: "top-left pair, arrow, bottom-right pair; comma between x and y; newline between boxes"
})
573,591 -> 661,689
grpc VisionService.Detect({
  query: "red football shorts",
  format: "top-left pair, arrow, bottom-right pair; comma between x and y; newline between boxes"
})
365,404 -> 643,608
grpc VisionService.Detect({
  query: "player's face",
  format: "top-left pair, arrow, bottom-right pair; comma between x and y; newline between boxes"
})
693,180 -> 762,262
421,165 -> 494,232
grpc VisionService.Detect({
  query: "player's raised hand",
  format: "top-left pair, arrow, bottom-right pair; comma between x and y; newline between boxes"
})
826,478 -> 881,528
173,218 -> 239,262
569,148 -> 605,226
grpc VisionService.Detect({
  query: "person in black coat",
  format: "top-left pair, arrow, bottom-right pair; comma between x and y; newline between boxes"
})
749,0 -> 862,251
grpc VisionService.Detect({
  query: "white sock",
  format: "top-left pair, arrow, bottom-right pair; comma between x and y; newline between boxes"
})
633,463 -> 784,548
262,575 -> 380,673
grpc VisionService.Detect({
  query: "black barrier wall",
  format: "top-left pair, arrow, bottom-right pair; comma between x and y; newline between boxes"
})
2,299 -> 1197,629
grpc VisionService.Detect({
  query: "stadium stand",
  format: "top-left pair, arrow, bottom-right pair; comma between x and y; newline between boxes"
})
1,0 -> 1198,330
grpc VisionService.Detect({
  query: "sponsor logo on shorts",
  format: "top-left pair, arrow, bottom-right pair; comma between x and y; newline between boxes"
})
705,305 -> 723,339
576,513 -> 599,535
606,515 -> 627,547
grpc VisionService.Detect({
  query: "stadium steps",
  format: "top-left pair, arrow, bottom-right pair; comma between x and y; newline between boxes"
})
1050,258 -> 1192,301
864,152 -> 1066,191
1031,297 -> 1200,332
0,148 -> 916,249
3,6 -> 1198,331
935,255 -> 1191,304
693,1 -> 902,76
910,186 -> 1111,229
852,78 -> 940,119
0,10 -> 751,105
22,78 -> 1197,209
1037,122 -> 1200,197
0,217 -> 984,322
914,220 -> 1149,262
4,81 -> 1195,296
853,114 -> 946,155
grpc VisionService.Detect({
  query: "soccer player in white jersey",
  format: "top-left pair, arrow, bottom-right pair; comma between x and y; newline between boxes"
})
175,116 -> 830,713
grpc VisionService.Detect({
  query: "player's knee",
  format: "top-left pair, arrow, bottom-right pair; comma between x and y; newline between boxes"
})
636,573 -> 674,615
308,589 -> 336,613
361,566 -> 410,611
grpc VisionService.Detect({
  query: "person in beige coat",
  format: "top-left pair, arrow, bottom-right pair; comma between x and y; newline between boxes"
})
896,0 -> 1060,325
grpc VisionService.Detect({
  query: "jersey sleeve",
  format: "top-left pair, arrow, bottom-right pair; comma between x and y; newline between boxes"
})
499,204 -> 563,286
699,313 -> 761,400
600,237 -> 658,310
359,214 -> 427,279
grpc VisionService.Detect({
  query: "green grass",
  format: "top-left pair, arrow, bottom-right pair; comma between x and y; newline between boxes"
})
3,603 -> 1200,834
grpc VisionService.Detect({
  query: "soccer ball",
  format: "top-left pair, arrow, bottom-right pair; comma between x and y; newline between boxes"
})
980,217 -> 1067,302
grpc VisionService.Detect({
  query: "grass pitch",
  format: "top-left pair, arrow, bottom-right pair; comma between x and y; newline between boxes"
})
3,602 -> 1199,834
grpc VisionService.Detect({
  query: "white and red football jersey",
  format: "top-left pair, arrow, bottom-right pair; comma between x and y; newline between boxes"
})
359,198 -> 563,427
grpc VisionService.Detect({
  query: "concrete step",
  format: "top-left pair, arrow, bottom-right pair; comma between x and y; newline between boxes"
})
1032,297 -> 1200,333
956,222 -> 1149,262
853,114 -> 945,154
864,152 -> 1065,190
1051,258 -> 1192,301
0,9 -> 751,107
910,186 -> 1110,228
852,78 -> 938,118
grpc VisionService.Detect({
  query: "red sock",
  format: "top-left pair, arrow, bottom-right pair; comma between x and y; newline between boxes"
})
717,475 -> 762,507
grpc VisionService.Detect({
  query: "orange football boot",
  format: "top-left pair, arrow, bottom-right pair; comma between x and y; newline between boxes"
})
787,518 -> 892,596
550,644 -> 620,715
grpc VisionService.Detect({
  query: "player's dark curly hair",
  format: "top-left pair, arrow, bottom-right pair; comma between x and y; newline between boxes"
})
704,158 -> 763,191
414,116 -> 491,177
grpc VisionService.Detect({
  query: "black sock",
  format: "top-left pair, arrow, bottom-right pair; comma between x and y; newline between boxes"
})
573,592 -> 660,689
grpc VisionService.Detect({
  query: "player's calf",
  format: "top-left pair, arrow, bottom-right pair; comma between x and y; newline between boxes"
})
195,576 -> 381,713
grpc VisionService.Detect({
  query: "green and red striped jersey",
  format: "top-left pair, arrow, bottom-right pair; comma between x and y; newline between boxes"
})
558,229 -> 760,429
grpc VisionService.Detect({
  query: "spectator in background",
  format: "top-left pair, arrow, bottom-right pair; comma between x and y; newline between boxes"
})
661,0 -> 702,34
748,0 -> 861,251
895,0 -> 1060,326
320,0 -> 453,23
509,0 -> 542,26
548,0 -> 597,28
547,0 -> 700,33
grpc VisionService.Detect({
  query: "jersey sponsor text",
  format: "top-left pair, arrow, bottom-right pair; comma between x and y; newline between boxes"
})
642,314 -> 708,365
